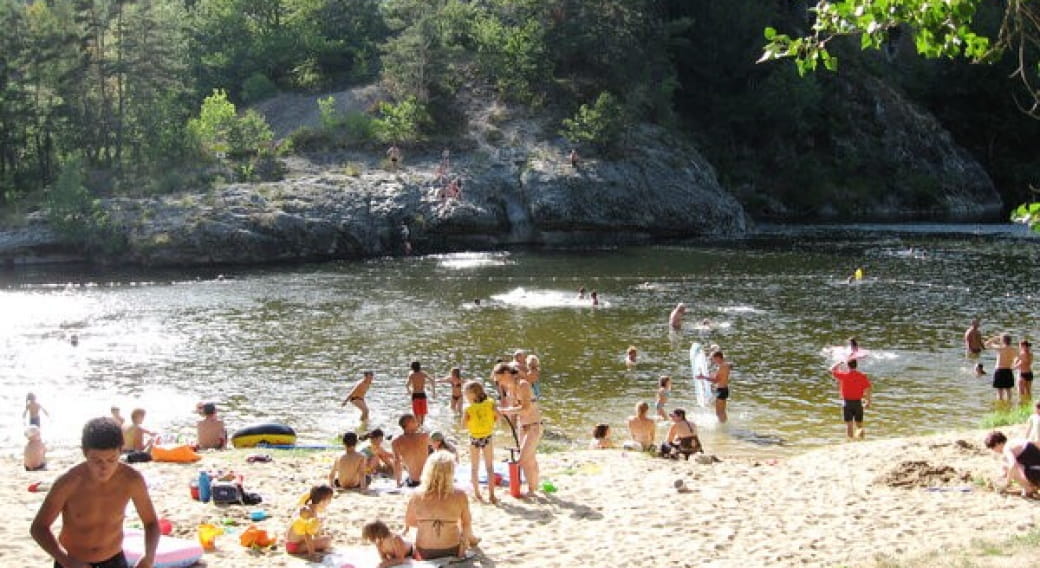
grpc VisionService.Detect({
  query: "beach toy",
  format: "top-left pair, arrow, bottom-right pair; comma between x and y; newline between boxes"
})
158,518 -> 173,536
27,481 -> 50,493
249,510 -> 269,521
246,453 -> 272,463
540,481 -> 557,493
239,524 -> 276,548
196,523 -> 223,551
125,530 -> 204,568
231,423 -> 296,448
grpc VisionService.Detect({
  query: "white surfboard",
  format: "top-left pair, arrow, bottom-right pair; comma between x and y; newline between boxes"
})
690,342 -> 713,407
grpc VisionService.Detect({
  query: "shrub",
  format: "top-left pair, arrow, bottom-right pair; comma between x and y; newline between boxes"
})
560,92 -> 629,154
46,157 -> 125,255
372,97 -> 431,144
241,73 -> 279,104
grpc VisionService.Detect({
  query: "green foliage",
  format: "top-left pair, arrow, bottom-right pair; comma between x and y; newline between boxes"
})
473,15 -> 550,104
372,97 -> 431,144
1011,202 -> 1040,233
46,157 -> 125,255
318,96 -> 339,131
560,92 -> 629,153
241,73 -> 279,104
188,90 -> 274,158
979,403 -> 1033,428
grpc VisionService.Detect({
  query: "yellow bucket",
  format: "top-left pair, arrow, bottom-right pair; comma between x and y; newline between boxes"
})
197,523 -> 223,551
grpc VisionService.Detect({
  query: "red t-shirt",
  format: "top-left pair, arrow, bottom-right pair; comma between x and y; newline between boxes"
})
832,369 -> 871,400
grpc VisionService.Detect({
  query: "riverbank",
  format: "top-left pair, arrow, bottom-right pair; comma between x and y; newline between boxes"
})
10,425 -> 1039,567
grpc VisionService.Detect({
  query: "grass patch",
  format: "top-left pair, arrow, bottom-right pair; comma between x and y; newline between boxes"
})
978,403 -> 1033,428
869,527 -> 1040,567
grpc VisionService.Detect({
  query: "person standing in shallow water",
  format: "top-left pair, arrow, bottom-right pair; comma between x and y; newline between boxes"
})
965,319 -> 983,357
1014,340 -> 1033,401
829,358 -> 872,440
985,334 -> 1017,404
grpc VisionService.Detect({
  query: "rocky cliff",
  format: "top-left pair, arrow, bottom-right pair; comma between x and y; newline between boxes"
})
0,103 -> 748,266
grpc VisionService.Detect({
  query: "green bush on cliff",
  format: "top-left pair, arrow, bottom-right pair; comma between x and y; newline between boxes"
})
46,158 -> 125,255
560,92 -> 629,154
373,97 -> 431,144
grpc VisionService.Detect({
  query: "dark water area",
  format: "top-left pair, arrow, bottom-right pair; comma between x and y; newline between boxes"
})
2,223 -> 1037,458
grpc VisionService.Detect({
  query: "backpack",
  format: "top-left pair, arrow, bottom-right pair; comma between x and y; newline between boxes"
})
210,481 -> 244,505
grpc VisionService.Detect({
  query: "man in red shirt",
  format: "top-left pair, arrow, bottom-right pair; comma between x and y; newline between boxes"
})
830,359 -> 872,439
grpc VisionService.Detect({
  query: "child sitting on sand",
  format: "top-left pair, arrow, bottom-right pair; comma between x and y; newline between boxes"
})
123,408 -> 157,452
589,423 -> 614,449
362,519 -> 414,568
330,432 -> 369,490
361,429 -> 396,476
24,425 -> 47,471
285,485 -> 334,556
430,431 -> 459,463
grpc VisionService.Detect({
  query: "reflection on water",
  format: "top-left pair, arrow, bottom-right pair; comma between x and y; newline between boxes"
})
1,225 -> 1037,457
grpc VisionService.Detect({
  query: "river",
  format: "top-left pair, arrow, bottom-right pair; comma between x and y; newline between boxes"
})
1,224 -> 1037,458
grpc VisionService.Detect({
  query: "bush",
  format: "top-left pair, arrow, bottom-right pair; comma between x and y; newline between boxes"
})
241,73 -> 279,104
46,157 -> 125,255
287,126 -> 333,153
372,97 -> 431,144
188,90 -> 275,159
560,92 -> 629,154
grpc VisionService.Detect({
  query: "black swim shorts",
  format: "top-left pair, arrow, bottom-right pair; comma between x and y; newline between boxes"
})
55,551 -> 129,568
1022,371 -> 1034,382
993,368 -> 1015,389
842,399 -> 864,423
714,387 -> 730,400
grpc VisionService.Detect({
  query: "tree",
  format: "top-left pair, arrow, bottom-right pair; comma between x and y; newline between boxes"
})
560,91 -> 629,154
760,0 -> 1040,230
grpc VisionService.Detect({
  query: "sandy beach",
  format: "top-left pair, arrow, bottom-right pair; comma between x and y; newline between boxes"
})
9,425 -> 1040,568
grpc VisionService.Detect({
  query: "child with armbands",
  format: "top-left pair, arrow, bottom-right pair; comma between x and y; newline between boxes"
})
285,485 -> 334,556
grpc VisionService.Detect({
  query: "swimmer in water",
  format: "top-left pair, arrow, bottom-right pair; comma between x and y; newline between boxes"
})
669,303 -> 686,330
625,346 -> 638,368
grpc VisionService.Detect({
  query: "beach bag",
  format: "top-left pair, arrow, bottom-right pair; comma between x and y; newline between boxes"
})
211,481 -> 245,505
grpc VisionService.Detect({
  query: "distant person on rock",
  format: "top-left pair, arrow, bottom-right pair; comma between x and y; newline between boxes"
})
569,148 -> 579,168
387,144 -> 402,170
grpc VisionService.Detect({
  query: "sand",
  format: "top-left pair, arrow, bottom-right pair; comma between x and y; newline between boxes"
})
8,427 -> 1040,568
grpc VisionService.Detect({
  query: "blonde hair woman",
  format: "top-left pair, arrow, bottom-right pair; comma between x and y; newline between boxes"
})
526,354 -> 542,398
404,451 -> 476,560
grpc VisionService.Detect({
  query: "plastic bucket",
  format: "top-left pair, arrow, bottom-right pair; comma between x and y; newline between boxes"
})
197,523 -> 223,551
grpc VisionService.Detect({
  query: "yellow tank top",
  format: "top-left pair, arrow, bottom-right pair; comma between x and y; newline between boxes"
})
465,399 -> 496,438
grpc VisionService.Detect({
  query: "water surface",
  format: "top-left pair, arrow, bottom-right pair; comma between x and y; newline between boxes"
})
2,224 -> 1036,457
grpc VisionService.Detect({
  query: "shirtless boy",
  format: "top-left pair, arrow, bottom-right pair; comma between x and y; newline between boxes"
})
392,414 -> 431,488
624,402 -> 656,451
123,408 -> 156,452
964,319 -> 984,356
31,417 -> 159,568
669,303 -> 686,331
986,334 -> 1018,403
406,362 -> 435,427
330,432 -> 368,490
24,392 -> 50,428
342,371 -> 375,422
195,402 -> 227,450
707,350 -> 732,423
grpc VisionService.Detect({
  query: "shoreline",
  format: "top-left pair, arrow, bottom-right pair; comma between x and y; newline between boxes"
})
9,424 -> 1039,567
